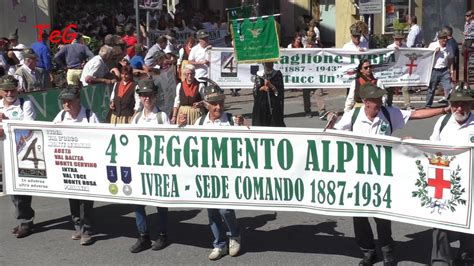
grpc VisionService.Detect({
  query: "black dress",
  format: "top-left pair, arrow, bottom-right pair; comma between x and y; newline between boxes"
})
251,70 -> 285,127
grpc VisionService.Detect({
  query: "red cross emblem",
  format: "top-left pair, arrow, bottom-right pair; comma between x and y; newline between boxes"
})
428,168 -> 451,199
406,60 -> 418,75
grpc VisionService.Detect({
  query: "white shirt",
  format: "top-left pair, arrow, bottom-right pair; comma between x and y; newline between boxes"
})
406,24 -> 423,48
335,106 -> 411,136
173,82 -> 205,108
0,97 -> 35,121
13,43 -> 26,65
14,65 -> 39,92
53,106 -> 100,123
387,42 -> 407,49
131,107 -> 170,125
428,41 -> 452,69
342,40 -> 368,51
80,55 -> 109,86
188,43 -> 210,81
194,112 -> 236,127
345,79 -> 385,113
430,113 -> 474,144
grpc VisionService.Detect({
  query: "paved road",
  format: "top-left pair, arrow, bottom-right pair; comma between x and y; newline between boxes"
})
0,90 -> 451,265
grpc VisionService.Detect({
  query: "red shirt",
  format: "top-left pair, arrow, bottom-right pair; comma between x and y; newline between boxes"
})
122,35 -> 138,58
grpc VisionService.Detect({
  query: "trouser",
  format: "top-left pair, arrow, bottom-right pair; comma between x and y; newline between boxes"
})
353,217 -> 393,251
303,89 -> 326,113
426,69 -> 451,107
134,205 -> 168,235
385,87 -> 394,107
69,199 -> 94,234
401,86 -> 411,108
431,228 -> 474,265
11,195 -> 34,227
208,209 -> 240,249
67,69 -> 83,85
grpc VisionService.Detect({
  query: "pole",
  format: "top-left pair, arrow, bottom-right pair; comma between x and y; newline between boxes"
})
135,0 -> 140,45
146,10 -> 150,48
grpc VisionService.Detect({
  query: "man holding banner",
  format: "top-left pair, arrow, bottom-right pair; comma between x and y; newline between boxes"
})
0,75 -> 36,238
332,83 -> 451,266
430,81 -> 474,265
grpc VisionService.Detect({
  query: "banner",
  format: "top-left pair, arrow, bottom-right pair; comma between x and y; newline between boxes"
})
231,16 -> 280,63
209,47 -> 435,89
21,84 -> 112,122
148,28 -> 228,47
3,121 -> 474,233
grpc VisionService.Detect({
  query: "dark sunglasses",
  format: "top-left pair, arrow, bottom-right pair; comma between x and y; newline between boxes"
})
363,65 -> 374,70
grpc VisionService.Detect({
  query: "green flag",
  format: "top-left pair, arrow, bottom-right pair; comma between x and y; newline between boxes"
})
231,16 -> 280,63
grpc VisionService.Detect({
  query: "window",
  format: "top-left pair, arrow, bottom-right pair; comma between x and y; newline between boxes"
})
383,0 -> 411,34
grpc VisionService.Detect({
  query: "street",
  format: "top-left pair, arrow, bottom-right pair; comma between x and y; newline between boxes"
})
0,89 -> 449,265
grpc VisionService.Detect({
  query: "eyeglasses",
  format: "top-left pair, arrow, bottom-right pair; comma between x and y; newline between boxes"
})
363,65 -> 373,70
139,93 -> 154,98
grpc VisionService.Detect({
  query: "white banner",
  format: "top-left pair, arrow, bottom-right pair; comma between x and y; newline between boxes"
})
209,47 -> 435,89
148,28 -> 228,47
3,121 -> 473,233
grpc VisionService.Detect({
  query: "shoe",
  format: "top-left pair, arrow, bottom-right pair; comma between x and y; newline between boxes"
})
208,246 -> 228,261
130,235 -> 152,253
71,231 -> 81,240
359,249 -> 377,266
305,112 -> 313,118
437,97 -> 448,104
15,226 -> 33,238
11,226 -> 19,234
382,244 -> 396,266
319,110 -> 330,120
229,236 -> 241,257
152,234 -> 167,250
80,233 -> 93,246
424,105 -> 432,109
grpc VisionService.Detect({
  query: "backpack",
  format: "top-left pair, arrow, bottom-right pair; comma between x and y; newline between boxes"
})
351,106 -> 392,134
199,113 -> 234,125
134,111 -> 164,124
61,109 -> 91,123
438,113 -> 451,134
19,97 -> 24,110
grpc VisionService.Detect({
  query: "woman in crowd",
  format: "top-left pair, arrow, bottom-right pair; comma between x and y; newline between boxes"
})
109,65 -> 137,124
171,64 -> 205,125
177,36 -> 197,82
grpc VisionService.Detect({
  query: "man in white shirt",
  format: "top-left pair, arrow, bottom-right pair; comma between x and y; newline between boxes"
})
342,26 -> 368,52
387,31 -> 412,110
14,48 -> 48,92
193,82 -> 243,261
53,86 -> 99,246
188,30 -> 212,82
80,45 -> 115,87
406,15 -> 423,48
426,31 -> 453,108
0,75 -> 36,239
430,82 -> 474,266
331,83 -> 450,266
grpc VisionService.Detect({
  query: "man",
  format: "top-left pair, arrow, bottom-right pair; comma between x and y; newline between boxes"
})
303,37 -> 327,119
144,36 -> 168,68
252,62 -> 285,127
8,30 -> 26,70
426,30 -> 453,108
387,31 -> 412,110
342,26 -> 368,52
54,34 -> 94,85
443,26 -> 459,83
122,24 -> 137,59
463,10 -> 474,49
52,86 -> 99,245
188,30 -> 212,82
80,45 -> 116,87
406,15 -> 423,48
31,31 -> 53,87
15,48 -> 49,92
430,81 -> 474,266
332,83 -> 451,266
0,75 -> 36,238
193,82 -> 243,261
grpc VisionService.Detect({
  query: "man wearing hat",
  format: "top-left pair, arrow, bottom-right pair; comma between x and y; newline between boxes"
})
53,86 -> 99,245
8,29 -> 26,67
342,25 -> 368,52
331,83 -> 451,266
14,48 -> 49,92
463,10 -> 474,49
387,31 -> 411,110
426,30 -> 453,108
193,81 -> 243,260
0,75 -> 36,238
430,81 -> 474,265
129,79 -> 170,253
188,29 -> 212,82
54,34 -> 94,85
